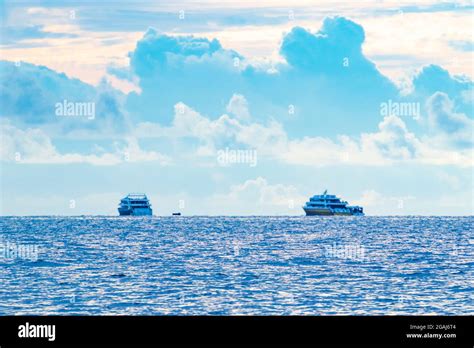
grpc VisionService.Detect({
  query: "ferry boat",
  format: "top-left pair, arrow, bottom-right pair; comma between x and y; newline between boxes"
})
303,190 -> 364,216
118,193 -> 153,216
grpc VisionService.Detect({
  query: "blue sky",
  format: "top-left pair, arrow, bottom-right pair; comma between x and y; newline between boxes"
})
0,0 -> 473,215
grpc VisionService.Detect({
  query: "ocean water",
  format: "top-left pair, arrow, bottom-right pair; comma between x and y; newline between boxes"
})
0,216 -> 472,315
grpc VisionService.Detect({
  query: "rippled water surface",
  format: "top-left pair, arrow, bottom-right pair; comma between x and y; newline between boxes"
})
0,216 -> 473,315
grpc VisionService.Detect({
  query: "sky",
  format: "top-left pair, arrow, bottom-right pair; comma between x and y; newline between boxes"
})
0,0 -> 473,216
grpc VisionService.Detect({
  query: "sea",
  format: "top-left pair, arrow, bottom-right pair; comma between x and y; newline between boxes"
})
0,216 -> 472,315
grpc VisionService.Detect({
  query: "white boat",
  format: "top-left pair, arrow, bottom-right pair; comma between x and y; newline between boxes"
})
118,193 -> 153,216
303,190 -> 364,216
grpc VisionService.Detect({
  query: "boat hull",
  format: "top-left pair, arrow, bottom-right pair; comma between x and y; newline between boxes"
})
303,207 -> 333,216
118,207 -> 152,216
303,207 -> 364,216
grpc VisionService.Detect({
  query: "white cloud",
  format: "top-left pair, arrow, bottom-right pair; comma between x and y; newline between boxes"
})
352,186 -> 474,216
226,94 -> 250,121
0,122 -> 171,165
135,101 -> 287,155
209,177 -> 305,215
352,189 -> 416,215
352,190 -> 383,208
121,137 -> 172,164
425,92 -> 473,147
135,100 -> 473,168
283,114 -> 472,167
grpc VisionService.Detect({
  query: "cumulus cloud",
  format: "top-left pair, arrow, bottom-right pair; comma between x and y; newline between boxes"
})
0,122 -> 170,165
135,101 -> 287,156
280,17 -> 366,73
208,177 -> 305,215
0,61 -> 95,124
411,64 -> 473,118
1,17 -> 471,141
280,114 -> 421,166
1,17 -> 472,169
364,114 -> 420,160
123,28 -> 244,124
282,114 -> 472,167
129,28 -> 231,77
226,94 -> 250,121
116,17 -> 399,136
135,99 -> 473,167
0,61 -> 130,136
413,64 -> 472,97
425,92 -> 473,148
351,190 -> 416,216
